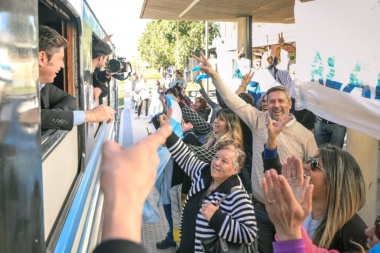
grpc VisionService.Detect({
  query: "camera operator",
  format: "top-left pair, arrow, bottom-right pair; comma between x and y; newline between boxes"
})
92,37 -> 113,100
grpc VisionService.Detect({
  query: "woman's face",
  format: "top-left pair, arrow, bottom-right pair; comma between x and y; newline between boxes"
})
303,154 -> 327,202
365,224 -> 380,248
194,98 -> 201,111
261,95 -> 268,112
213,116 -> 228,135
211,148 -> 238,183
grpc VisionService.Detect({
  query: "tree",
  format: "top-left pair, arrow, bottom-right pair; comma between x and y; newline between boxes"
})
138,20 -> 219,70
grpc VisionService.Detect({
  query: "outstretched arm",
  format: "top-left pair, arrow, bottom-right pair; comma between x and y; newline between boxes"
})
193,52 -> 266,131
94,125 -> 172,253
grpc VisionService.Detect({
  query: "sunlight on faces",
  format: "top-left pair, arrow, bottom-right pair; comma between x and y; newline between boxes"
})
39,47 -> 65,84
303,153 -> 326,202
213,115 -> 227,135
193,98 -> 201,111
94,55 -> 109,69
268,91 -> 291,121
261,94 -> 268,112
211,148 -> 239,184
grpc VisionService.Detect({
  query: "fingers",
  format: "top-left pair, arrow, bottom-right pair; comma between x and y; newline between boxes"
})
301,184 -> 314,215
294,156 -> 304,181
102,141 -> 123,158
263,170 -> 277,205
143,124 -> 172,149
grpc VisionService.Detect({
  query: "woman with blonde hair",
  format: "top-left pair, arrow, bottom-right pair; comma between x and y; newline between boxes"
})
262,113 -> 368,252
190,108 -> 243,162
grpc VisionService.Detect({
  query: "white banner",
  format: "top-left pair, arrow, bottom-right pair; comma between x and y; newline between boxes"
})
294,0 -> 380,140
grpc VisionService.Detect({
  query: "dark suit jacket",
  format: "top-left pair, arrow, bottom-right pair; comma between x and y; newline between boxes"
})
40,84 -> 78,131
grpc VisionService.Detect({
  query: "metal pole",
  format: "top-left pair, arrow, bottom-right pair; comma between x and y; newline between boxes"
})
205,21 -> 209,94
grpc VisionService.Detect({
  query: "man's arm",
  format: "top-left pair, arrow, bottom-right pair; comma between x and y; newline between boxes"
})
41,109 -> 74,131
194,52 -> 266,131
44,84 -> 77,110
94,125 -> 171,253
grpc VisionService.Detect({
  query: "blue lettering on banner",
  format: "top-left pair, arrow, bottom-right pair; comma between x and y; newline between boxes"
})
325,57 -> 343,90
342,62 -> 371,98
310,52 -> 380,100
376,73 -> 380,99
310,52 -> 324,85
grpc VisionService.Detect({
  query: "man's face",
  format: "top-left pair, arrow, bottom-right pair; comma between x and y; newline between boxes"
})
39,47 -> 65,84
268,91 -> 292,121
253,59 -> 261,70
96,55 -> 108,69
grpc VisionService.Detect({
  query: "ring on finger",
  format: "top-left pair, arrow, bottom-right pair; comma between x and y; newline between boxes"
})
267,198 -> 276,203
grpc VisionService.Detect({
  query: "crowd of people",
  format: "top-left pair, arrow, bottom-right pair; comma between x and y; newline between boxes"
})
37,24 -> 378,253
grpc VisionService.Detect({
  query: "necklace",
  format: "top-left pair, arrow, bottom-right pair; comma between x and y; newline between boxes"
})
206,180 -> 215,196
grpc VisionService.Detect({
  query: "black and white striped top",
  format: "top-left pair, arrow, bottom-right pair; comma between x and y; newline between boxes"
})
166,132 -> 258,252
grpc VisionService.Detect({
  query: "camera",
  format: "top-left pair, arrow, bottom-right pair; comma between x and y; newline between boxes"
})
107,57 -> 132,73
106,57 -> 132,81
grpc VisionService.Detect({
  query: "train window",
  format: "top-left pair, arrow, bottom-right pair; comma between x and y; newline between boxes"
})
38,0 -> 81,249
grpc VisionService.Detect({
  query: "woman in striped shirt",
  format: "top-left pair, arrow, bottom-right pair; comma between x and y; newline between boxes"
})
159,110 -> 257,252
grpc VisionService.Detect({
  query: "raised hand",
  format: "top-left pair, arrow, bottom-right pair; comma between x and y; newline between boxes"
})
266,113 -> 294,149
262,169 -> 313,241
159,107 -> 173,126
100,124 -> 172,242
282,156 -> 311,204
241,69 -> 254,88
278,32 -> 285,48
193,51 -> 217,77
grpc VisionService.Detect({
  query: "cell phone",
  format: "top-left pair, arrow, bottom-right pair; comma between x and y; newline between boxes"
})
146,127 -> 151,136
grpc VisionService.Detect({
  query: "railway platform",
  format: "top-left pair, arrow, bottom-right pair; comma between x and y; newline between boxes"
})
118,96 -> 380,253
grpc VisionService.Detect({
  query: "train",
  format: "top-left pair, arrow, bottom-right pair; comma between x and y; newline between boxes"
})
0,0 -> 121,252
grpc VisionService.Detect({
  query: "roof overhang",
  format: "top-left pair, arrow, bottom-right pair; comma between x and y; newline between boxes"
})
140,0 -> 295,23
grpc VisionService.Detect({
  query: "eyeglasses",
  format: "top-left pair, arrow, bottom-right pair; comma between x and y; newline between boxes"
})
307,157 -> 323,171
375,215 -> 380,239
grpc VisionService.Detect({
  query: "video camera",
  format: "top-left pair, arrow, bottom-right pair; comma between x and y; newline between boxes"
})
106,57 -> 132,81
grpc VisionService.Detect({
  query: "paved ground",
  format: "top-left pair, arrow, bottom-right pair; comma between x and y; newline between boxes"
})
119,96 -> 380,252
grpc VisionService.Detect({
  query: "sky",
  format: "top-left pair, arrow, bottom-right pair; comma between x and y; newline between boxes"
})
87,0 -> 150,60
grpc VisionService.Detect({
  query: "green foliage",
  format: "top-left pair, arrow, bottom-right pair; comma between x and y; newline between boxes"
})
138,20 -> 219,69
142,68 -> 162,80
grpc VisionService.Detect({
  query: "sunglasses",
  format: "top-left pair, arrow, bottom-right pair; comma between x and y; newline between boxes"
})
375,215 -> 380,239
307,157 -> 323,171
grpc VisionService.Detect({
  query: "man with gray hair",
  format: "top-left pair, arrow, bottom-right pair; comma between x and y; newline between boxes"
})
194,51 -> 317,253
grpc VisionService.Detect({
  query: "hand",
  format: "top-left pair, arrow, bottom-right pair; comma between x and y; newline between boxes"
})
105,71 -> 116,78
241,69 -> 254,88
100,124 -> 172,242
85,104 -> 116,124
282,156 -> 311,204
262,169 -> 313,241
159,107 -> 172,126
278,32 -> 285,48
103,34 -> 113,42
266,113 -> 294,149
237,47 -> 244,60
182,122 -> 193,132
93,87 -> 102,100
193,51 -> 217,77
200,201 -> 219,221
